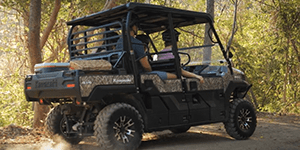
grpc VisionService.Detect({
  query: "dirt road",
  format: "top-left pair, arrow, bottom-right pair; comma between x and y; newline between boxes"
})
139,113 -> 300,150
1,113 -> 299,150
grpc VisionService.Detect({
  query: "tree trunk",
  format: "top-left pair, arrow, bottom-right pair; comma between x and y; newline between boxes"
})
203,0 -> 214,64
30,0 -> 118,128
33,102 -> 50,128
28,0 -> 42,72
28,0 -> 50,128
282,39 -> 290,104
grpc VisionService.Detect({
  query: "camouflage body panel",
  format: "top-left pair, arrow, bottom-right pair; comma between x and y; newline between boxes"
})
202,77 -> 223,90
70,59 -> 112,71
185,78 -> 223,91
186,67 -> 240,92
80,75 -> 134,97
185,78 -> 201,91
140,74 -> 182,93
223,67 -> 246,90
222,69 -> 234,90
78,67 -> 242,97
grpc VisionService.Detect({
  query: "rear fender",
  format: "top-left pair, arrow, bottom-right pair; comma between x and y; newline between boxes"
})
86,85 -> 136,102
99,93 -> 148,131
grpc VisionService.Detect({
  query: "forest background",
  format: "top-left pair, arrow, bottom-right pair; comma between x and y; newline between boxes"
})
0,0 -> 299,127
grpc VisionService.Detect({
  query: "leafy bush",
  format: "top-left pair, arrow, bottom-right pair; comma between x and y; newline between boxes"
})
0,53 -> 34,127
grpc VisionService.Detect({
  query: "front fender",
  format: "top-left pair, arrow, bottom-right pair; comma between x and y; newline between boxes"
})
224,80 -> 252,100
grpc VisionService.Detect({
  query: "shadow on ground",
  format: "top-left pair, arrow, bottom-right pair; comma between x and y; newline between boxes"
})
139,131 -> 232,149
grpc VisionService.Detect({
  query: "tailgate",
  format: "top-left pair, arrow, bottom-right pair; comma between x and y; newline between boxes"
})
24,70 -> 81,101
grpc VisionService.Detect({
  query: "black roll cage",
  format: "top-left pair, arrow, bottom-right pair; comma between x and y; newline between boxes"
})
66,2 -> 233,84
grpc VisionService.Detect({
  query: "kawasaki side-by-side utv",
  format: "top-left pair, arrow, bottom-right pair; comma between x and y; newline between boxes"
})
24,3 -> 256,150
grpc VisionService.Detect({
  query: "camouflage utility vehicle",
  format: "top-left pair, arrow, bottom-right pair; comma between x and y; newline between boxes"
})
24,2 -> 256,150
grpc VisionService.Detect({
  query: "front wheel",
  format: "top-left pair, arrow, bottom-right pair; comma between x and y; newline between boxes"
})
224,99 -> 257,140
94,103 -> 144,150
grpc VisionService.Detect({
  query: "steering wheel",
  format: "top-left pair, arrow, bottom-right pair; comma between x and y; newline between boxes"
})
178,52 -> 190,67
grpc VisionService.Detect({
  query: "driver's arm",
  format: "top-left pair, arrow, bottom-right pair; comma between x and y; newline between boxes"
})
140,56 -> 152,72
181,69 -> 204,83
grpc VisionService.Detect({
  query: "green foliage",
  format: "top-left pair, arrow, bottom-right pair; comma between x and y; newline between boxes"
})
0,4 -> 33,127
0,53 -> 33,127
229,0 -> 300,114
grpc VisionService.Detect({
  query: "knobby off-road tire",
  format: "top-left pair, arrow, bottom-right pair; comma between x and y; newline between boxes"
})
170,126 -> 191,134
224,99 -> 257,140
94,103 -> 144,150
45,105 -> 83,144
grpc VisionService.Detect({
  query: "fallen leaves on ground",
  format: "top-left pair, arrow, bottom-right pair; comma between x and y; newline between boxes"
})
0,124 -> 50,144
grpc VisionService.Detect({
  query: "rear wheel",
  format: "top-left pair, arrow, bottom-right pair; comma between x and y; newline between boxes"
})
45,105 -> 83,144
224,99 -> 257,140
94,103 -> 144,150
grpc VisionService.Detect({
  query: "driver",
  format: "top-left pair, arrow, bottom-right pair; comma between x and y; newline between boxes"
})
157,29 -> 204,83
116,22 -> 176,80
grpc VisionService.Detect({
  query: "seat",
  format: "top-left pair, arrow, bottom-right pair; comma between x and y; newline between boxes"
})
149,59 -> 176,72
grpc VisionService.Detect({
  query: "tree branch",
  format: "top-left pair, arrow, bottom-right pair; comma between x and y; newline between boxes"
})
226,0 -> 238,52
102,0 -> 119,11
291,39 -> 300,62
178,28 -> 204,39
40,0 -> 61,50
219,4 -> 227,16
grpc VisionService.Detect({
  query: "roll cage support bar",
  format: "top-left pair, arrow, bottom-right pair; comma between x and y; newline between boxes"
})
167,13 -> 182,78
126,11 -> 139,90
208,22 -> 233,75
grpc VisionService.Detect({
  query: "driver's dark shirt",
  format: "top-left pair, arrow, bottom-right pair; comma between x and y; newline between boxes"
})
116,36 -> 144,72
116,36 -> 169,80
